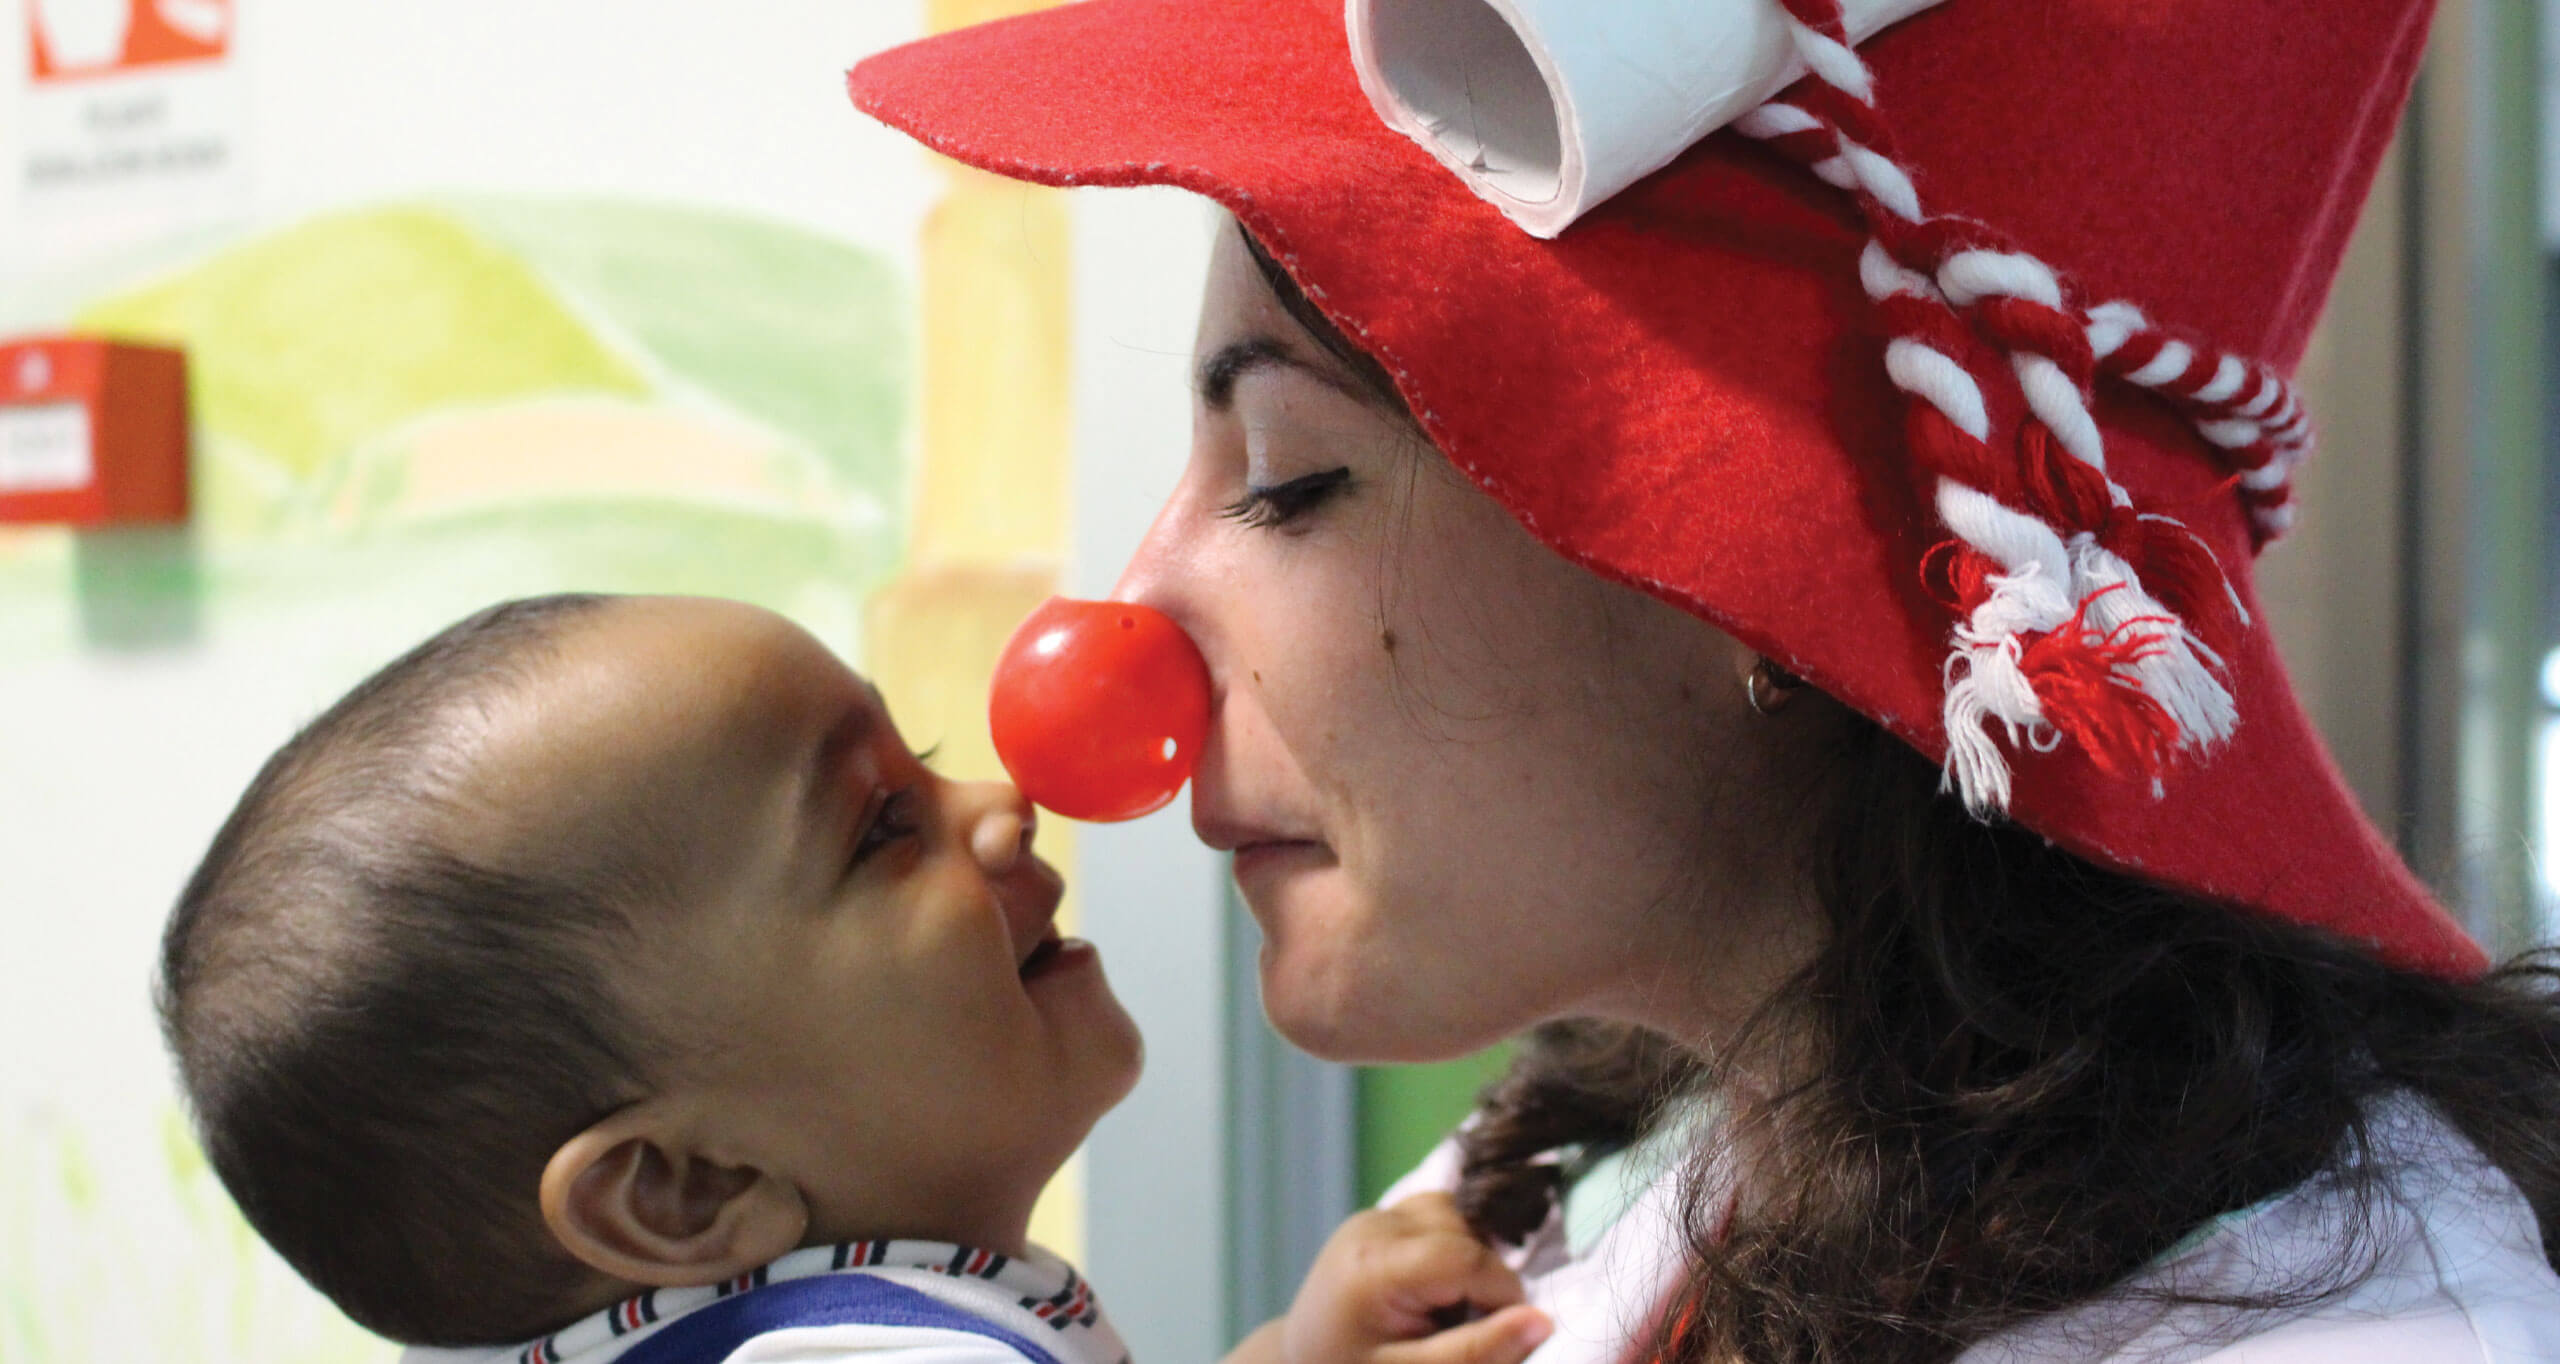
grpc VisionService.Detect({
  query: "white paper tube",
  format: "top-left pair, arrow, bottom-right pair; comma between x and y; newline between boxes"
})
1347,0 -> 1947,238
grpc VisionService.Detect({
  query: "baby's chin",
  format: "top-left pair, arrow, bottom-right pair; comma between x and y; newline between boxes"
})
998,957 -> 1141,1182
1058,983 -> 1146,1139
1037,938 -> 1147,1074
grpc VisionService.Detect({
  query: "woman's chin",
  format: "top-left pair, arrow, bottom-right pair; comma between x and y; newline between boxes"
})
1256,954 -> 1508,1066
1259,996 -> 1368,1063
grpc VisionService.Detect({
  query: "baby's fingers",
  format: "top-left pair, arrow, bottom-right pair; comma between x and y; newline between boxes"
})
1378,1304 -> 1552,1364
1370,1226 -> 1527,1331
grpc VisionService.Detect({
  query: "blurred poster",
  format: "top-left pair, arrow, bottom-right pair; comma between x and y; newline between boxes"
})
21,0 -> 246,229
0,2 -> 1097,1358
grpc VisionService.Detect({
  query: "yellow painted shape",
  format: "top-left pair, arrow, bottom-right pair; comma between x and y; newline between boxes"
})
72,206 -> 649,482
323,397 -> 822,529
929,0 -> 1064,30
914,172 -> 1073,565
865,563 -> 1055,788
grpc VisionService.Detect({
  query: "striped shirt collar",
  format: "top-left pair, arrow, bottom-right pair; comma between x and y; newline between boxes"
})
401,1239 -> 1123,1364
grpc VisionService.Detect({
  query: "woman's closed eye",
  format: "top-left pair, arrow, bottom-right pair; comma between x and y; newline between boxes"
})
1220,466 -> 1352,530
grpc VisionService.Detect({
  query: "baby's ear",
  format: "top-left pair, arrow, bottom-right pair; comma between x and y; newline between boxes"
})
540,1105 -> 808,1287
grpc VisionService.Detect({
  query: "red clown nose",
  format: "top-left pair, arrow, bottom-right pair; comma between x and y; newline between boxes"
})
989,598 -> 1212,823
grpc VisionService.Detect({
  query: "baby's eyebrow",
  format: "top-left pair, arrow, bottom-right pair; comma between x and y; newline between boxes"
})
803,697 -> 878,819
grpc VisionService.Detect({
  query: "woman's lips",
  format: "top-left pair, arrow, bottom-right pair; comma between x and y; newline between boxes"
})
1230,839 -> 1328,880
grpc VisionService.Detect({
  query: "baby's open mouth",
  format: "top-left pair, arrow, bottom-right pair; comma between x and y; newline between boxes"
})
1018,931 -> 1065,979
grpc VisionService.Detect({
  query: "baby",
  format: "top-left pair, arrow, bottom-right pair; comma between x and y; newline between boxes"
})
158,594 -> 1551,1364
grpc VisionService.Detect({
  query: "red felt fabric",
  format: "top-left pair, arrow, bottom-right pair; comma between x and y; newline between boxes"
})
850,0 -> 2480,976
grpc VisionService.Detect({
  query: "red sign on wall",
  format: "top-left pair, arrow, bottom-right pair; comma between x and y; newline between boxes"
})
29,0 -> 233,83
0,337 -> 190,527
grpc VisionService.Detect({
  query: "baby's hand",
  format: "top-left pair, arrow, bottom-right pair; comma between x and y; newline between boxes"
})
1281,1193 -> 1553,1364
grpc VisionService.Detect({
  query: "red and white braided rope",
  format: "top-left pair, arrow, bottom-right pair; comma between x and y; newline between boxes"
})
1732,0 -> 2310,814
2087,301 -> 2316,542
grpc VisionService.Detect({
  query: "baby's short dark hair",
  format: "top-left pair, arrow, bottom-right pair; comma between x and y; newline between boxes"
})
159,594 -> 653,1345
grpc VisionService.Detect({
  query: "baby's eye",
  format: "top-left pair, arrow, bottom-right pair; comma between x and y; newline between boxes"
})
851,787 -> 922,869
1219,467 -> 1351,530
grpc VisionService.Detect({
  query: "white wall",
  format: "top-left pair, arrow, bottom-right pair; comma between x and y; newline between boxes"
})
1068,187 -> 1236,1364
0,6 -> 1229,1359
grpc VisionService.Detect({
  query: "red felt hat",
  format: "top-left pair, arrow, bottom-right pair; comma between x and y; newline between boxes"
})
850,0 -> 2484,977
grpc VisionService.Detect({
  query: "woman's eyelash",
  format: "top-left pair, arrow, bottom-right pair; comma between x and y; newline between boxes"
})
851,787 -> 921,868
1219,467 -> 1352,529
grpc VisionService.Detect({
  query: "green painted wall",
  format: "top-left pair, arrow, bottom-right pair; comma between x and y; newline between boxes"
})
1355,1045 -> 1514,1205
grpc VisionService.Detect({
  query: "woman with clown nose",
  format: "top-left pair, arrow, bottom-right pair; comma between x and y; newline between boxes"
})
855,1 -> 2560,1361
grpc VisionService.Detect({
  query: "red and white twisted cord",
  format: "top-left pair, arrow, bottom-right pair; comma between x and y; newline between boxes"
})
2087,302 -> 2316,543
1731,0 -> 2305,813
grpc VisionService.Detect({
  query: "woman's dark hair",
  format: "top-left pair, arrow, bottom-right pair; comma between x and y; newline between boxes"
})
1239,223 -> 1408,416
1461,718 -> 2560,1364
1240,222 -> 2560,1363
159,594 -> 652,1346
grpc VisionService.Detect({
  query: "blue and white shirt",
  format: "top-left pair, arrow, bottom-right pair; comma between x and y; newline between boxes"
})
402,1240 -> 1129,1364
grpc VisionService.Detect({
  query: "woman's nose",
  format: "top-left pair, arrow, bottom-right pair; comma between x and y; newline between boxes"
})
963,782 -> 1037,874
1108,545 -> 1169,620
1109,533 -> 1223,714
1105,474 -> 1198,619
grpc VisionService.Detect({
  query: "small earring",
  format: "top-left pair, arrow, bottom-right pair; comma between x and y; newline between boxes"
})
1745,658 -> 1803,717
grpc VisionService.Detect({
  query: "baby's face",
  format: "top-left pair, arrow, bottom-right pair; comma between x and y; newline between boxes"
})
454,596 -> 1142,1245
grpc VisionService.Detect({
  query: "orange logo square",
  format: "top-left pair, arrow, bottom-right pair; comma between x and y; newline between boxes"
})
30,0 -> 232,83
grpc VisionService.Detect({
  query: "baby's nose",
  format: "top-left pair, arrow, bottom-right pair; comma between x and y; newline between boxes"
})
966,785 -> 1037,874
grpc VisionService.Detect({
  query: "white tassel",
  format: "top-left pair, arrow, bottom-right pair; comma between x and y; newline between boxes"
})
2065,537 -> 2238,747
1942,658 -> 2021,815
1931,482 -> 2080,815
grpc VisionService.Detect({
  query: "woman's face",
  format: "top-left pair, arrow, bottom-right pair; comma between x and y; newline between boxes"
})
1111,227 -> 1825,1063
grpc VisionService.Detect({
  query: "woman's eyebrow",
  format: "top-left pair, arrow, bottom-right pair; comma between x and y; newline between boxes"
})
1195,335 -> 1363,411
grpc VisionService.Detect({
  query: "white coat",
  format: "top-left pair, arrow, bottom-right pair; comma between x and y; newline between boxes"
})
1383,1095 -> 2560,1363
